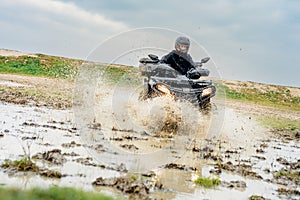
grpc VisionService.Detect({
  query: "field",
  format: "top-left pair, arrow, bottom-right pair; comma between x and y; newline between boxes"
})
0,50 -> 299,200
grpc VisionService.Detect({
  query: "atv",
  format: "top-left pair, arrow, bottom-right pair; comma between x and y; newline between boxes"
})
139,54 -> 216,109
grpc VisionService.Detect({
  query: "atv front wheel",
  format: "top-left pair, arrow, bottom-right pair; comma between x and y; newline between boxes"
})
200,99 -> 211,114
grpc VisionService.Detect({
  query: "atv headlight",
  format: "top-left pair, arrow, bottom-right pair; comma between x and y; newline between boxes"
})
202,87 -> 212,97
156,84 -> 171,95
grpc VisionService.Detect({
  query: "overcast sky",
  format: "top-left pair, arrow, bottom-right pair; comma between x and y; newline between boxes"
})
1,0 -> 299,86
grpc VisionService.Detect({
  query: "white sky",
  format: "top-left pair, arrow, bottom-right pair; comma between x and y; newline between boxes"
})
0,0 -> 299,86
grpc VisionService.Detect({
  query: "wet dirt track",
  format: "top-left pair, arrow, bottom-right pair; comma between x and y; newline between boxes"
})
0,73 -> 300,200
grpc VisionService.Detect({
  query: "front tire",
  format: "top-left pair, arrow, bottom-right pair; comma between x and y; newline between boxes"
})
200,99 -> 211,114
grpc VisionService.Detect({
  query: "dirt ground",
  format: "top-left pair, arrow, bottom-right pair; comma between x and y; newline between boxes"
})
223,79 -> 300,97
225,100 -> 300,121
0,73 -> 73,109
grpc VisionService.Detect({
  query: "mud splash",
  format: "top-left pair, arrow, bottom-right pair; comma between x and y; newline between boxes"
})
93,83 -> 206,138
75,81 -> 213,172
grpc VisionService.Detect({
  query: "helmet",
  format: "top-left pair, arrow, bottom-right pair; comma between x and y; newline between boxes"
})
175,36 -> 190,54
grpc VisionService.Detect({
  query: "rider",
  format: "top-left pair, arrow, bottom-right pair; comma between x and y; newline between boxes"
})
161,36 -> 197,77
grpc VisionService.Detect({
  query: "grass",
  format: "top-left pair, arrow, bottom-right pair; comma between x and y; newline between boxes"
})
274,169 -> 300,181
0,55 -> 141,85
2,158 -> 63,178
0,54 -> 80,79
0,187 -> 115,200
219,84 -> 300,111
194,177 -> 220,188
126,173 -> 138,181
102,65 -> 141,86
1,157 -> 39,172
256,115 -> 300,131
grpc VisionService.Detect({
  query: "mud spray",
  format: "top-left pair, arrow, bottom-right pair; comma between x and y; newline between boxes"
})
75,68 -> 214,172
96,79 -> 211,140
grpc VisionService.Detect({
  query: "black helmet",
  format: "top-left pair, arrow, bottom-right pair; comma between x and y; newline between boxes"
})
175,36 -> 190,54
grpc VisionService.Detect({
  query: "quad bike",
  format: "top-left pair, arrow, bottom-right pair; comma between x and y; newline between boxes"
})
139,54 -> 216,110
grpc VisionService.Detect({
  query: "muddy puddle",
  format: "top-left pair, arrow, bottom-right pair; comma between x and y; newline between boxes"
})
0,102 -> 121,191
0,84 -> 299,199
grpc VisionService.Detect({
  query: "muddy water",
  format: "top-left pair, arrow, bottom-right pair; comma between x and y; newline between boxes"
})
0,102 -> 120,192
0,86 -> 299,200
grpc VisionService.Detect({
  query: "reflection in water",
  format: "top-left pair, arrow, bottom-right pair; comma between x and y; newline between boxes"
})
157,169 -> 200,194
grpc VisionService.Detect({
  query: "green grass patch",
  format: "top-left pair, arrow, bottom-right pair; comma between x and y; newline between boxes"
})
102,65 -> 141,86
222,84 -> 300,111
213,81 -> 226,99
0,55 -> 80,79
255,115 -> 300,131
126,173 -> 138,181
75,63 -> 142,86
274,169 -> 300,181
194,177 -> 220,188
1,157 -> 39,172
0,187 -> 115,200
0,55 -> 142,86
226,89 -> 249,100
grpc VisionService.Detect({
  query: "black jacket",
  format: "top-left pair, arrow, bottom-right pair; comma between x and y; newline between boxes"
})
160,50 -> 195,75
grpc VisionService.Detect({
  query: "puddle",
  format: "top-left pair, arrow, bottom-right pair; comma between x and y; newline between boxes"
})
151,137 -> 300,200
0,102 -> 120,191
